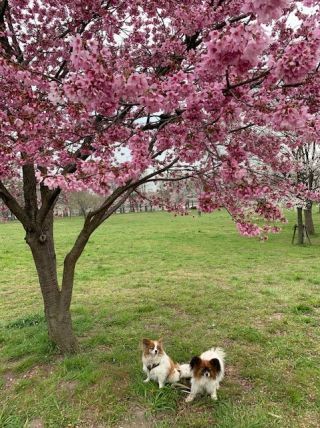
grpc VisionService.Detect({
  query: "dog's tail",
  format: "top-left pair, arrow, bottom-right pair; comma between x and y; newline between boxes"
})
212,347 -> 225,362
172,382 -> 191,393
177,363 -> 192,379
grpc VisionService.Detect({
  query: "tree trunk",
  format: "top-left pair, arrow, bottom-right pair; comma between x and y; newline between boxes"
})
297,207 -> 304,245
26,214 -> 78,353
46,307 -> 78,354
304,201 -> 315,235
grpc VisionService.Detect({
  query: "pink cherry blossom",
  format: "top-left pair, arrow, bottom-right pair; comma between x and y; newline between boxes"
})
0,0 -> 319,275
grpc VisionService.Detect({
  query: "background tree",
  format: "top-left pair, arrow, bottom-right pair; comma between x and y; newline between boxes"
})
277,136 -> 320,244
67,191 -> 104,216
0,0 -> 319,352
294,143 -> 320,237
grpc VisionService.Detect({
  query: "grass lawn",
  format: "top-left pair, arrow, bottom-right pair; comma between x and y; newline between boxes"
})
0,210 -> 319,428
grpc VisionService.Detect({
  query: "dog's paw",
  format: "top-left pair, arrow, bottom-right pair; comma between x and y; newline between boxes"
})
143,378 -> 150,383
185,395 -> 194,403
211,394 -> 217,401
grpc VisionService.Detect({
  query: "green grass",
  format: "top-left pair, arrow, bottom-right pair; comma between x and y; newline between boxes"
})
0,210 -> 320,427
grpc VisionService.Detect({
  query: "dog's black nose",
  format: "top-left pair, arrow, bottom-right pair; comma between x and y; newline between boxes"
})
155,349 -> 158,354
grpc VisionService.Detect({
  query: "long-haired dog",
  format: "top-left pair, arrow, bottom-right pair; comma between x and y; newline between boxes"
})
142,338 -> 191,388
185,347 -> 225,402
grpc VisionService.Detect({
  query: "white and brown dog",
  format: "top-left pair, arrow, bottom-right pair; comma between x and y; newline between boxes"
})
142,338 -> 191,388
186,347 -> 225,402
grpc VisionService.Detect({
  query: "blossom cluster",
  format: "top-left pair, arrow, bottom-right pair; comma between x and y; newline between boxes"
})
0,0 -> 319,234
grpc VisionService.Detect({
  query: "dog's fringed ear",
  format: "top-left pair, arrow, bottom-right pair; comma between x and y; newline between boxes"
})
190,356 -> 201,369
158,337 -> 163,344
210,358 -> 221,373
142,338 -> 151,347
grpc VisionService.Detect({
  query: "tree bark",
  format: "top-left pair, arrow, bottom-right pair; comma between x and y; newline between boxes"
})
304,201 -> 315,235
297,207 -> 304,245
26,213 -> 79,353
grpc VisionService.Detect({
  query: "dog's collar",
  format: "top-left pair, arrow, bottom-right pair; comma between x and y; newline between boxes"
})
147,363 -> 160,371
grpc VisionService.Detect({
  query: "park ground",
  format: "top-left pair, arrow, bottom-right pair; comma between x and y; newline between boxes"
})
0,210 -> 319,428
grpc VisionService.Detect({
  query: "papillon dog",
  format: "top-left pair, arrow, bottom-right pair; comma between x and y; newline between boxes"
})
142,338 -> 192,388
185,347 -> 225,402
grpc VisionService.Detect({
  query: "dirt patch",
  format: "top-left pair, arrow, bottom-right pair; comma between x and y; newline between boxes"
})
269,312 -> 284,321
221,338 -> 236,348
142,325 -> 170,335
296,411 -> 320,428
28,418 -> 44,428
96,345 -> 112,353
79,410 -> 105,428
59,380 -> 78,394
2,363 -> 54,390
2,371 -> 16,388
168,304 -> 189,319
23,364 -> 53,380
117,406 -> 153,428
253,312 -> 285,330
80,406 -> 153,428
253,318 -> 265,328
226,365 -> 253,392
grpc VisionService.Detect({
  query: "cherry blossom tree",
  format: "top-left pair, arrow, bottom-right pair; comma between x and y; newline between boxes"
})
0,0 -> 319,352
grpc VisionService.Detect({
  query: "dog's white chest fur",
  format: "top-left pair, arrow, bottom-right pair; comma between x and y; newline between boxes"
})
190,374 -> 215,394
186,347 -> 225,403
141,338 -> 192,388
142,352 -> 180,387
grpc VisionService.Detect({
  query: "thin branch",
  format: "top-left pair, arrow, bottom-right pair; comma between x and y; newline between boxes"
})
55,59 -> 68,80
224,70 -> 270,92
85,186 -> 127,221
229,123 -> 254,133
143,110 -> 184,131
280,81 -> 305,89
133,157 -> 180,188
98,188 -> 135,224
214,12 -> 253,30
144,174 -> 195,183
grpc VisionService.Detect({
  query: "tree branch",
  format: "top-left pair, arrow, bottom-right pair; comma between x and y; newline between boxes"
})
6,4 -> 24,63
144,174 -> 195,183
224,70 -> 270,93
38,135 -> 95,224
85,186 -> 127,222
98,188 -> 135,224
143,110 -> 184,131
0,180 -> 33,229
86,157 -> 180,222
0,0 -> 13,58
22,163 -> 38,223
229,123 -> 255,133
